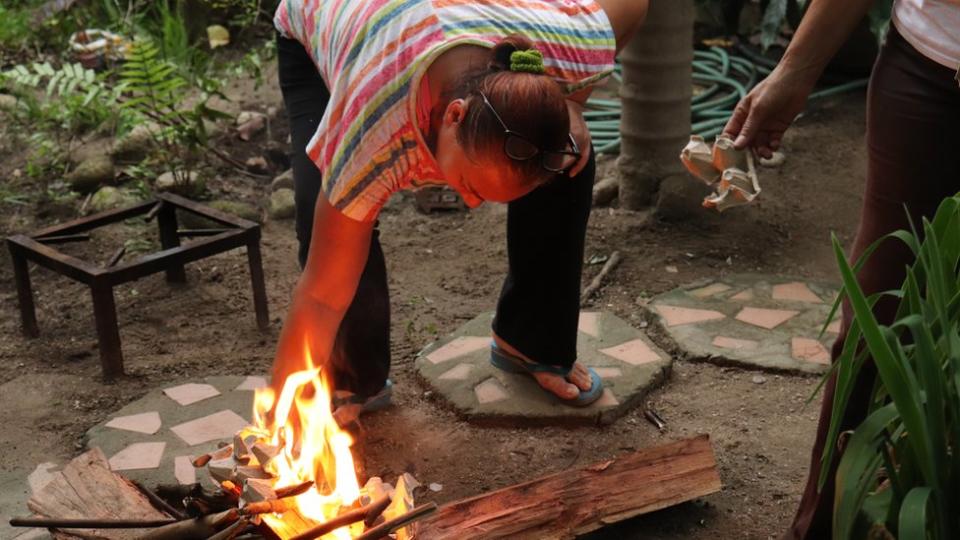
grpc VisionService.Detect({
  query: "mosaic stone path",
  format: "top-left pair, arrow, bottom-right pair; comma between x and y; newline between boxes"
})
415,311 -> 671,425
83,375 -> 264,489
646,274 -> 840,374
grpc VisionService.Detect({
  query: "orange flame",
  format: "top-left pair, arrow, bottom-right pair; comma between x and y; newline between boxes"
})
251,342 -> 362,539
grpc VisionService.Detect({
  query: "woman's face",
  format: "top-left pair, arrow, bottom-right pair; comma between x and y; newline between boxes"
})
433,99 -> 541,207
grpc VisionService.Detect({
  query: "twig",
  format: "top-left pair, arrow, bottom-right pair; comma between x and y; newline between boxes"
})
145,201 -> 163,222
9,517 -> 175,529
176,228 -> 233,237
205,516 -> 250,540
580,250 -> 622,306
36,233 -> 91,244
106,246 -> 126,267
79,192 -> 93,215
363,494 -> 393,527
274,480 -> 314,499
133,480 -> 186,521
288,495 -> 392,540
353,503 -> 438,540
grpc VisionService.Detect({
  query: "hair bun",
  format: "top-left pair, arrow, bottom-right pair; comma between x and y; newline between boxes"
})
489,34 -> 537,72
509,49 -> 545,74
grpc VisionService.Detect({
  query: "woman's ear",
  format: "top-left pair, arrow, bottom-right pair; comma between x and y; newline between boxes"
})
442,98 -> 466,127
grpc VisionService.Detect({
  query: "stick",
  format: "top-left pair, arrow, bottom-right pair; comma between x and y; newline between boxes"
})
288,495 -> 392,540
106,246 -> 126,267
274,481 -> 314,499
353,503 -> 438,540
35,233 -> 91,244
133,481 -> 186,521
135,509 -> 238,540
9,517 -> 176,529
145,201 -> 163,222
205,516 -> 250,540
176,228 -> 234,237
580,250 -> 622,306
363,494 -> 393,527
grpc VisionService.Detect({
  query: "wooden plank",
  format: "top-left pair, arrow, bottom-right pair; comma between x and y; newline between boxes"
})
27,448 -> 172,540
418,435 -> 721,540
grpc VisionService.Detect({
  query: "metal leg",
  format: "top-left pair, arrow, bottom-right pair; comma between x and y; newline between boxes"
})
90,283 -> 124,378
246,239 -> 270,331
156,202 -> 187,283
8,243 -> 39,338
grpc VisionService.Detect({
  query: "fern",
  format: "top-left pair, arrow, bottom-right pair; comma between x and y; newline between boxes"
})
120,40 -> 186,123
1,61 -> 115,107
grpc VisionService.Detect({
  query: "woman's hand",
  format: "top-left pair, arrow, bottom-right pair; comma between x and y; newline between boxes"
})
722,65 -> 818,158
567,99 -> 592,177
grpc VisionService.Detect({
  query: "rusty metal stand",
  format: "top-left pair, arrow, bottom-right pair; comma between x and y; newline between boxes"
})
5,193 -> 269,379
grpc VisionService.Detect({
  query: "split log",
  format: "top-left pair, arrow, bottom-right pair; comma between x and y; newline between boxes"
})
418,435 -> 721,540
26,448 -> 173,540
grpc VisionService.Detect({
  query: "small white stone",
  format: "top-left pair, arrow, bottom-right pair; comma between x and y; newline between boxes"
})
665,265 -> 679,274
429,483 -> 443,492
752,375 -> 767,385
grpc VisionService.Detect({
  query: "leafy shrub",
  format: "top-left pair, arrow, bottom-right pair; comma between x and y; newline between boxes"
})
823,196 -> 960,538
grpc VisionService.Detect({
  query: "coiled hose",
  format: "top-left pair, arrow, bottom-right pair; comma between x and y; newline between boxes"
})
586,46 -> 869,155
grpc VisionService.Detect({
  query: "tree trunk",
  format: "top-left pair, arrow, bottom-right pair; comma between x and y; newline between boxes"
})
617,0 -> 697,215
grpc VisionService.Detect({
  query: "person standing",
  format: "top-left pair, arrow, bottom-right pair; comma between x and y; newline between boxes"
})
723,1 -> 960,537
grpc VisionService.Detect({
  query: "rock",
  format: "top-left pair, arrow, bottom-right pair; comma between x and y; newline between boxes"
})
592,175 -> 619,207
236,111 -> 268,141
89,187 -> 140,213
271,169 -> 294,192
0,93 -> 19,111
155,170 -> 205,197
759,151 -> 786,168
111,124 -> 158,163
210,200 -> 262,224
269,188 -> 296,220
70,137 -> 114,166
68,156 -> 115,193
752,375 -> 767,385
204,119 -> 225,140
245,156 -> 269,174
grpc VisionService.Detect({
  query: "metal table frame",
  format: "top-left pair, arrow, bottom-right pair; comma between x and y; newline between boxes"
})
6,193 -> 269,378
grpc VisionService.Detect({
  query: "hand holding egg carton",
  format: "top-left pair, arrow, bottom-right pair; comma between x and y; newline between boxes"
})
680,135 -> 761,212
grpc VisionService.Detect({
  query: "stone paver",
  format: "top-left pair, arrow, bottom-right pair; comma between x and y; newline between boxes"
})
415,311 -> 671,425
85,375 -> 257,489
647,274 -> 839,374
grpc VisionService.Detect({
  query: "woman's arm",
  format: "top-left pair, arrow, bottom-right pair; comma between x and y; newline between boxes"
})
270,193 -> 375,394
723,0 -> 875,155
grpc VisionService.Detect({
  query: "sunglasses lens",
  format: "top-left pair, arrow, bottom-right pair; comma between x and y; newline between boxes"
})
504,135 -> 539,160
543,152 -> 577,172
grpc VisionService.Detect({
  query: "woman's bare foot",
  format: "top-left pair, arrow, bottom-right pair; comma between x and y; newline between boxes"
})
492,335 -> 595,400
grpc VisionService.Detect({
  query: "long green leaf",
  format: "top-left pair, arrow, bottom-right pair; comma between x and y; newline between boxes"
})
898,487 -> 933,540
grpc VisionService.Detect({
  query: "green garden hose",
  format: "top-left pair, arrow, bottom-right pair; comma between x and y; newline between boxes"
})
586,46 -> 869,155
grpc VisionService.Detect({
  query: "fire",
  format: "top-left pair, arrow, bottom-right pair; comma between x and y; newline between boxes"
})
250,342 -> 362,539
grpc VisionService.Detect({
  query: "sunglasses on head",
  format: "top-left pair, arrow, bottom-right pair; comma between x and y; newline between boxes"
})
478,91 -> 581,174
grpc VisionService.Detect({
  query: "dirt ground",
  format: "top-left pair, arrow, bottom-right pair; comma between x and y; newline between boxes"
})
0,65 -> 867,538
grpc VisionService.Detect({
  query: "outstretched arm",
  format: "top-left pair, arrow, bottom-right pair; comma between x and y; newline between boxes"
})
270,193 -> 375,394
723,0 -> 875,156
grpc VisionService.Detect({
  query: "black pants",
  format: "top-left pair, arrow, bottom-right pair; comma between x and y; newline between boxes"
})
277,35 -> 595,398
787,26 -> 960,539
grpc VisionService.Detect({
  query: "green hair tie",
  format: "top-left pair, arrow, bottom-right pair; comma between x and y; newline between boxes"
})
509,49 -> 546,74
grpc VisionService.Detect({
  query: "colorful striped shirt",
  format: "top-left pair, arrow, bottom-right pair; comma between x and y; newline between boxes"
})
275,0 -> 616,222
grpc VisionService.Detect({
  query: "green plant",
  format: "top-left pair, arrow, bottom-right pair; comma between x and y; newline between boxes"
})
696,0 -> 894,49
1,61 -> 120,133
822,196 -> 960,538
120,39 -> 229,187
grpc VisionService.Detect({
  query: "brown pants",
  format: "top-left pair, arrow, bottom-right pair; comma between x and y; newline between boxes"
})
786,26 -> 960,539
